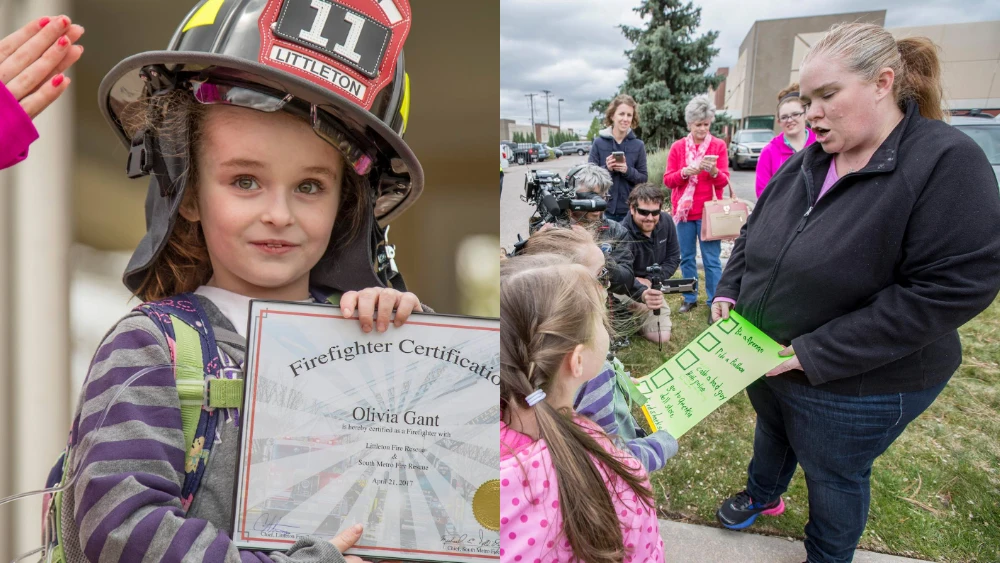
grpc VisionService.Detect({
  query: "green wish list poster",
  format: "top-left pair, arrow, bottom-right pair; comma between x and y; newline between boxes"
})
638,312 -> 787,438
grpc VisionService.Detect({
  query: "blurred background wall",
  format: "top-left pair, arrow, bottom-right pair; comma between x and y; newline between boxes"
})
0,0 -> 499,557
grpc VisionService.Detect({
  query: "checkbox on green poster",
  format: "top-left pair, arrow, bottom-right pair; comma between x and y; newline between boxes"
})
717,317 -> 738,334
650,367 -> 675,389
676,350 -> 699,370
698,332 -> 720,352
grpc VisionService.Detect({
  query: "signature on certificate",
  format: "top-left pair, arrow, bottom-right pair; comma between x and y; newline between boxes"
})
253,512 -> 301,538
440,529 -> 501,549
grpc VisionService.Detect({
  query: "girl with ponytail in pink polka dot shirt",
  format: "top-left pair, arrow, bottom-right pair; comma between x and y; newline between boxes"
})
500,255 -> 664,563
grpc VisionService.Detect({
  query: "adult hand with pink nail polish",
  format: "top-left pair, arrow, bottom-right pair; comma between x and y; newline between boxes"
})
0,15 -> 85,118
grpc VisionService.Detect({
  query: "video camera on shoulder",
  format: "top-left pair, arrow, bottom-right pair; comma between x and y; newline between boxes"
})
644,264 -> 697,295
521,169 -> 607,232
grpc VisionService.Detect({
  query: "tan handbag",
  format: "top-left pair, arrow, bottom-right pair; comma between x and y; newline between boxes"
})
701,183 -> 749,241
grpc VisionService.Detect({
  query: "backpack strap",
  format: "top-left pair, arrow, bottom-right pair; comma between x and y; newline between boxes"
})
309,287 -> 343,306
172,318 -> 206,459
135,293 -> 226,510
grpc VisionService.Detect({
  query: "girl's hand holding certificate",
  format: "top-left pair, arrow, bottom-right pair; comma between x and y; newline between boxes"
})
340,288 -> 424,333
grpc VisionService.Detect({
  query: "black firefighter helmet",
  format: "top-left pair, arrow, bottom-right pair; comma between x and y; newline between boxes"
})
99,0 -> 422,294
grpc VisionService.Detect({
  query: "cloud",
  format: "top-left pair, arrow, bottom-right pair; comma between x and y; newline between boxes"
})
501,0 -> 1000,133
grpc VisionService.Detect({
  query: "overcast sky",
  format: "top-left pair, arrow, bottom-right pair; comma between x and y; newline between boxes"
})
500,0 -> 1000,134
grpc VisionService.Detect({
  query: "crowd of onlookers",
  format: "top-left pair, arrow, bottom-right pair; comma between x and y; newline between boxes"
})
502,21 -> 1000,563
503,82 -> 823,340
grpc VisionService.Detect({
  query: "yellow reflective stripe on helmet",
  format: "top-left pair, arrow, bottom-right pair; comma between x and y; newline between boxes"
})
182,0 -> 226,33
400,73 -> 411,135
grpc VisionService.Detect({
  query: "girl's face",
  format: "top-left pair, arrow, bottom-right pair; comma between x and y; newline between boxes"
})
612,103 -> 634,135
777,100 -> 806,137
184,105 -> 345,300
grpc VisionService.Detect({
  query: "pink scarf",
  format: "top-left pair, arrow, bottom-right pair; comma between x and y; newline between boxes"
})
674,132 -> 713,224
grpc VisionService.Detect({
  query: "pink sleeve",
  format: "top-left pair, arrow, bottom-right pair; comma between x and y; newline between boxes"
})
0,82 -> 39,170
714,297 -> 736,306
755,144 -> 775,198
663,142 -> 688,190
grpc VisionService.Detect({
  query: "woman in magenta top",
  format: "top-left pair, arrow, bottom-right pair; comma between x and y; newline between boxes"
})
663,94 -> 730,317
0,16 -> 84,169
755,83 -> 816,197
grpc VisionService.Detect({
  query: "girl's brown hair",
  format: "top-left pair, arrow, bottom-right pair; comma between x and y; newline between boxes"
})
520,227 -> 597,265
121,89 -> 371,302
603,94 -> 640,129
500,256 -> 653,563
805,23 -> 945,121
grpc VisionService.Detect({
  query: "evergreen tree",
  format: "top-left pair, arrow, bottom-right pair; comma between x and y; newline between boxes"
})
591,0 -> 723,149
586,116 -> 601,141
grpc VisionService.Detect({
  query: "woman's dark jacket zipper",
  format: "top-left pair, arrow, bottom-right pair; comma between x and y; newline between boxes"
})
749,163 -> 867,331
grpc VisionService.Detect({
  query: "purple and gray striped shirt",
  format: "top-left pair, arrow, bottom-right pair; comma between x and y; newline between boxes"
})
58,297 -> 346,563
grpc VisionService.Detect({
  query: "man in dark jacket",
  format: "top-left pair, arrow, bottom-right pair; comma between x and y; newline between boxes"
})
622,184 -> 680,343
589,94 -> 649,222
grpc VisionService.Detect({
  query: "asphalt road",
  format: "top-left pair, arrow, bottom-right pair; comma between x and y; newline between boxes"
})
500,154 -> 758,252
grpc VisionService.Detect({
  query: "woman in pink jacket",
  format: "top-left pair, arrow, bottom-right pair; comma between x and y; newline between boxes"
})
755,83 -> 816,197
501,255 -> 663,563
663,94 -> 730,320
0,16 -> 84,169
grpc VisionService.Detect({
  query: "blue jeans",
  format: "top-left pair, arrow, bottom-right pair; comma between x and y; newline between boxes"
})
744,376 -> 948,563
604,210 -> 628,223
676,219 -> 721,304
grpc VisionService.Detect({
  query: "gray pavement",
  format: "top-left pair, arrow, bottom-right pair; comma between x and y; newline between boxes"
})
500,153 -> 758,252
658,519 -> 927,563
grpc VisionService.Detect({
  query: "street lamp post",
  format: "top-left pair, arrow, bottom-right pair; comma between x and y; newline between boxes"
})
557,98 -> 564,129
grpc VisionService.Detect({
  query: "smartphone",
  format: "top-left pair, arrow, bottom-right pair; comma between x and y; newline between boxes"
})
612,151 -> 625,163
702,155 -> 718,163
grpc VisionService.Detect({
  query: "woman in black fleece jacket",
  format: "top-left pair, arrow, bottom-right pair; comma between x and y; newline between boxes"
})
710,23 -> 1000,563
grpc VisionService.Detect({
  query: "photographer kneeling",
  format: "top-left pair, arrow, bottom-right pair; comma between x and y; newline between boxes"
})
623,184 -> 680,344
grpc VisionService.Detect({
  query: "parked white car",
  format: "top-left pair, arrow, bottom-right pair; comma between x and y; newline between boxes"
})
728,129 -> 775,170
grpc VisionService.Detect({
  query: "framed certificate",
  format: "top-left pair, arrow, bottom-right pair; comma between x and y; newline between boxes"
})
232,300 -> 500,562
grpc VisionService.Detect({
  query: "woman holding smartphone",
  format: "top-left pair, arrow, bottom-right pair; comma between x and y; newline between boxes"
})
589,94 -> 648,222
663,94 -> 730,322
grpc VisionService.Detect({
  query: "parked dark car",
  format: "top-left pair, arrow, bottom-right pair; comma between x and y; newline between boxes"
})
728,129 -> 775,169
510,142 -> 539,165
558,140 -> 592,156
533,143 -> 550,161
951,114 -> 1000,186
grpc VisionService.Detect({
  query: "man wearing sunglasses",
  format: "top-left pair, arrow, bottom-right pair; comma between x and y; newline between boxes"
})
623,183 -> 680,343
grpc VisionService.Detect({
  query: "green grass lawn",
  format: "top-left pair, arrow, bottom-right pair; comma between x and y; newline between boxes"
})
618,281 -> 1000,562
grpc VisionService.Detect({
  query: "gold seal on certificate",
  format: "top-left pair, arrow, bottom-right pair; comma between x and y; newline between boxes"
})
232,300 -> 500,562
472,480 -> 500,531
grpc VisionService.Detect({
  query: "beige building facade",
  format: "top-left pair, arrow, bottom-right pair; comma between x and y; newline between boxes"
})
724,11 -> 889,130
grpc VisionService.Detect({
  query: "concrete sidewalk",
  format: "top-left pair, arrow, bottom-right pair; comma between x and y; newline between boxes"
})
658,519 -> 927,562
